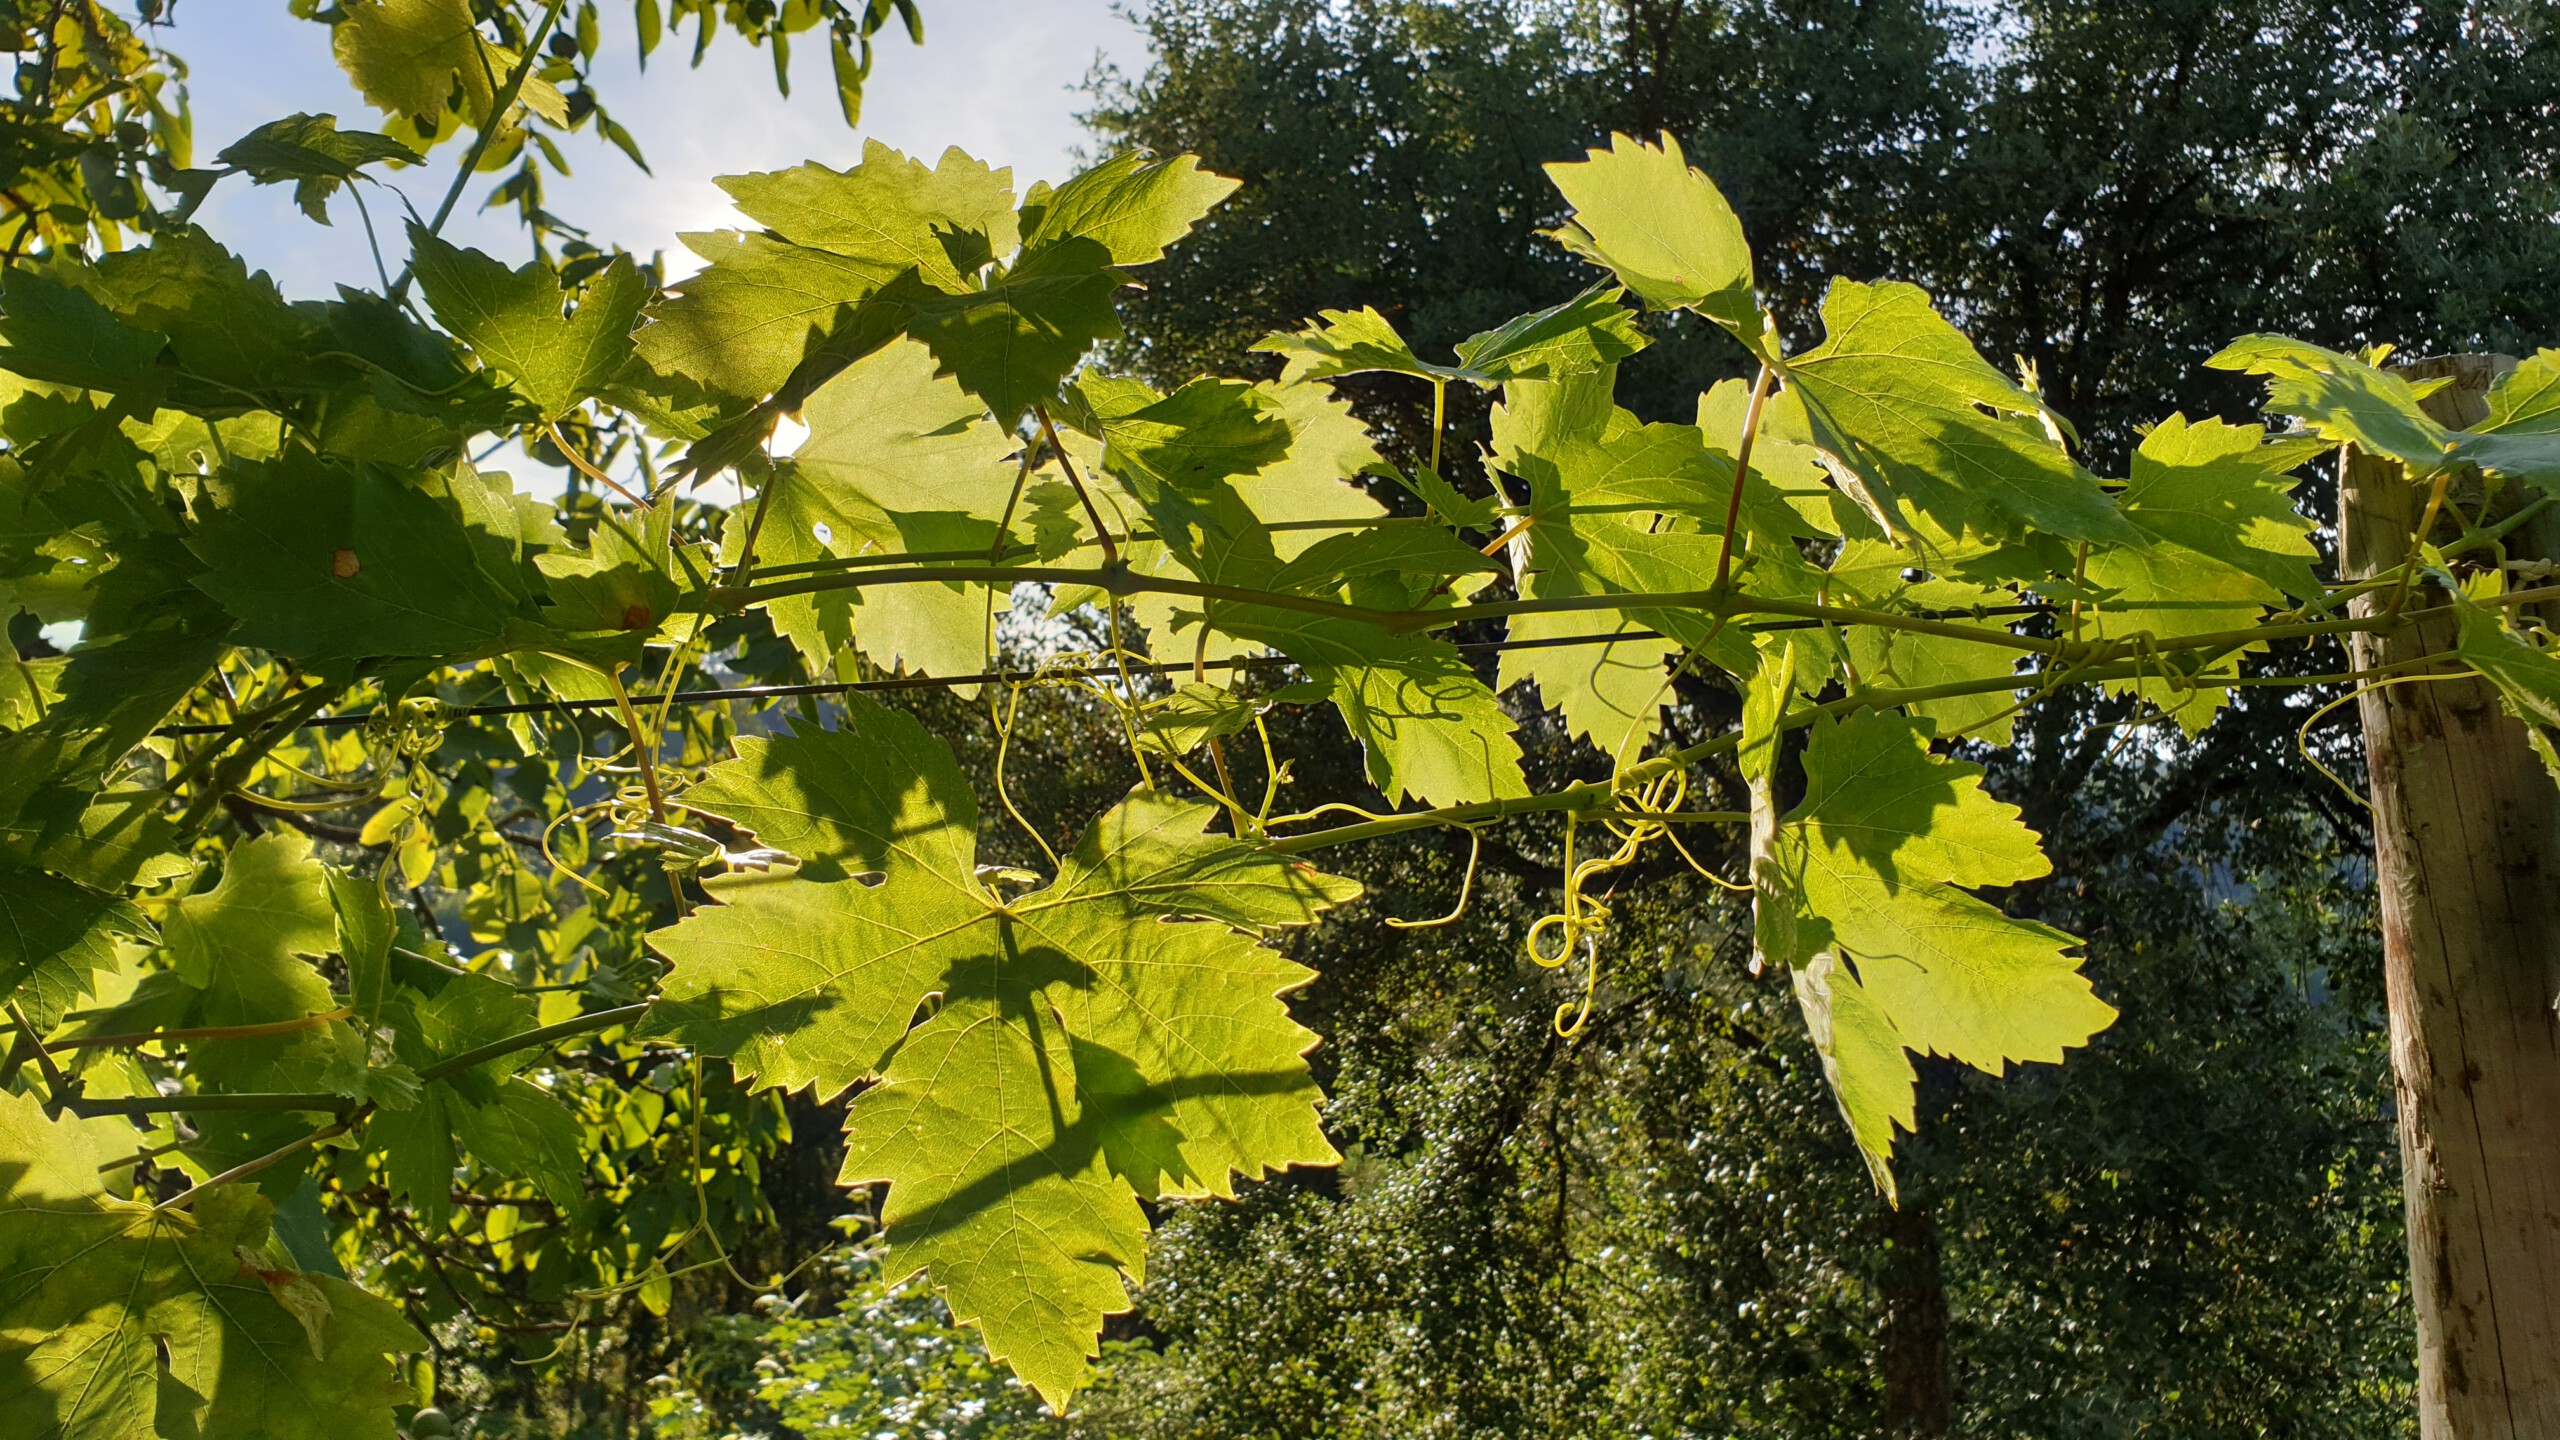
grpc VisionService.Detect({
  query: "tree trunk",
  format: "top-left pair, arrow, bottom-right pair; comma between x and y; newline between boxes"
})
1879,1197 -> 1952,1435
2340,353 -> 2560,1437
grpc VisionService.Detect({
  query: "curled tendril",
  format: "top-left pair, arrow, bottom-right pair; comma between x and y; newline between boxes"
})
1527,812 -> 1647,1038
2295,668 -> 2484,813
1385,827 -> 1482,929
363,695 -> 454,759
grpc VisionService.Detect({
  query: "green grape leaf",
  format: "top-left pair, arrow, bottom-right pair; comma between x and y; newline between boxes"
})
84,229 -> 329,401
1252,307 -> 1447,385
331,0 -> 567,131
1542,131 -> 1768,352
1236,378 -> 1392,560
906,237 -> 1124,422
1217,609 -> 1529,807
161,832 -> 338,1027
2447,350 -> 2560,491
1496,610 -> 1673,761
737,337 -> 1022,677
1491,410 -> 1753,752
0,269 -> 167,393
836,995 -> 1149,1412
2455,582 -> 2560,764
1449,286 -> 1649,382
645,700 -> 990,1091
0,867 -> 150,1027
1824,537 -> 2022,743
635,231 -> 914,404
1139,682 -> 1258,758
1019,150 -> 1239,266
2205,335 -> 2459,475
367,971 -> 585,1225
2484,349 -> 2560,433
720,141 -> 1019,291
649,715 -> 1355,1404
408,228 -> 645,418
446,1077 -> 586,1208
1787,280 -> 2133,544
0,623 -> 224,854
1270,518 -> 1501,597
1753,711 -> 2113,1194
1092,377 -> 1292,495
0,1090 -> 425,1440
533,510 -> 682,636
2079,415 -> 2322,730
0,654 -> 64,729
186,452 -> 542,663
214,113 -> 422,225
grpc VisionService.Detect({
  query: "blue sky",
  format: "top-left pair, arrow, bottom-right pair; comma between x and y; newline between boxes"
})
166,1 -> 1146,296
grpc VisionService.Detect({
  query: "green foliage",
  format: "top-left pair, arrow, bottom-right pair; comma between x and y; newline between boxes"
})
0,12 -> 2542,1429
1754,712 -> 2114,1194
651,711 -> 1355,1404
0,1089 -> 425,1440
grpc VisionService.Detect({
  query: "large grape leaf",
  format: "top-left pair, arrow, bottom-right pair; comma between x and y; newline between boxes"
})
2079,415 -> 2323,729
1018,151 -> 1239,266
720,141 -> 1018,290
160,832 -> 338,1026
905,237 -> 1124,422
1489,384 -> 1752,753
1541,131 -> 1768,352
1753,711 -> 2113,1195
0,1090 -> 426,1440
1242,378 -> 1392,562
648,712 -> 1357,1403
733,338 -> 1021,678
408,229 -> 645,418
1786,280 -> 2133,544
330,0 -> 567,133
1823,533 -> 2022,743
642,700 -> 993,1091
186,452 -> 542,663
2205,335 -> 2457,474
634,231 -> 914,404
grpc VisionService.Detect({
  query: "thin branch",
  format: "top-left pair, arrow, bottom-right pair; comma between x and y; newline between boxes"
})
68,1092 -> 358,1118
49,1007 -> 354,1053
549,420 -> 651,508
607,669 -> 667,825
1033,404 -> 1120,566
1712,363 -> 1777,592
416,1003 -> 652,1085
9,1001 -> 74,1104
156,1117 -> 354,1212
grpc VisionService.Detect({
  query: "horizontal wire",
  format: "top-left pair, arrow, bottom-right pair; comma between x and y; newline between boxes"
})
146,604 -> 2053,739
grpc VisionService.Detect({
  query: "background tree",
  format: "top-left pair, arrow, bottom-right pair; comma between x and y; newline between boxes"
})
1090,0 -> 2560,458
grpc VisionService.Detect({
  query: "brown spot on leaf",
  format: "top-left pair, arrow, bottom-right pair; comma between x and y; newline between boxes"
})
331,548 -> 360,579
621,603 -> 654,631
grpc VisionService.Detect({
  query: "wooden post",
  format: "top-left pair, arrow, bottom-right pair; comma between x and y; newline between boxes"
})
2341,353 -> 2560,1437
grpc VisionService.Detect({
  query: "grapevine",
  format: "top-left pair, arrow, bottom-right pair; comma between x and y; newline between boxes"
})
4,33 -> 2560,1433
